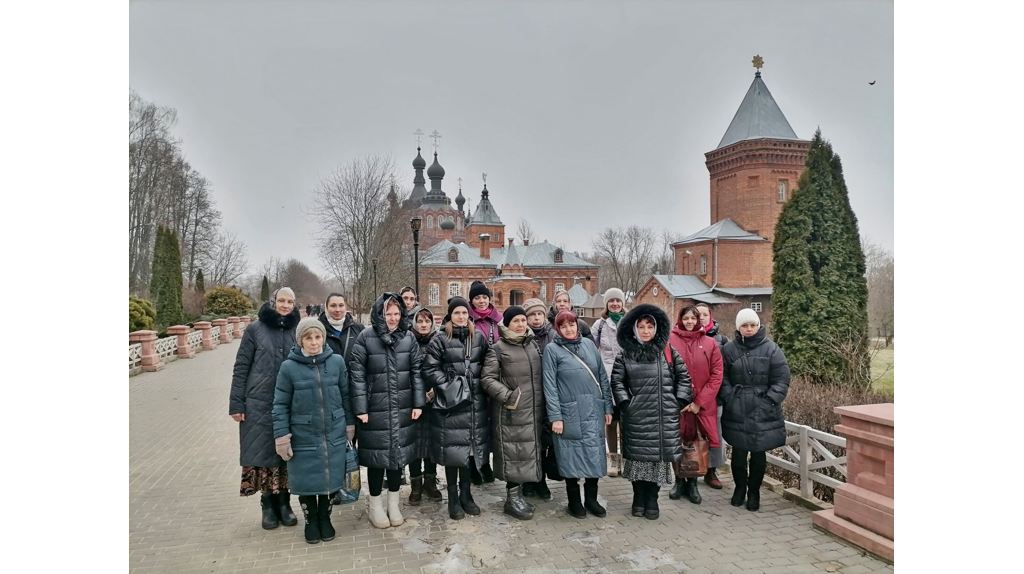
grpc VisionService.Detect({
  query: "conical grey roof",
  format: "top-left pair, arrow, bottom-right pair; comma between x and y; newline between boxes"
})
469,185 -> 503,225
717,72 -> 800,149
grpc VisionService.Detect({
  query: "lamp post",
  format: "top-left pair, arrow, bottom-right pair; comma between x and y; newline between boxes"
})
372,258 -> 378,296
410,217 -> 422,302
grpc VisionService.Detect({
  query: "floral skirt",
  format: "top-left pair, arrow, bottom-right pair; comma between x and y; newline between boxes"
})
240,465 -> 289,496
622,460 -> 674,487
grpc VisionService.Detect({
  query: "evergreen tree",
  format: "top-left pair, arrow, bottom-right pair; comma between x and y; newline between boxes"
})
195,269 -> 205,294
150,224 -> 185,328
260,275 -> 270,302
771,129 -> 870,387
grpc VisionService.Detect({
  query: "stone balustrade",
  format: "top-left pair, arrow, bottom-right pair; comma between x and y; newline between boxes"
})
128,317 -> 249,376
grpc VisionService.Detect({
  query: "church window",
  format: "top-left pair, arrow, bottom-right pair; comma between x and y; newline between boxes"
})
555,282 -> 565,293
428,284 -> 439,306
750,302 -> 763,312
494,233 -> 500,243
700,255 -> 707,276
777,180 -> 788,202
448,282 -> 461,299
554,248 -> 564,263
448,248 -> 459,262
427,215 -> 434,229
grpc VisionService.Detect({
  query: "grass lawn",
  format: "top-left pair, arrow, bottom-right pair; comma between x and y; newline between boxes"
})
870,339 -> 894,395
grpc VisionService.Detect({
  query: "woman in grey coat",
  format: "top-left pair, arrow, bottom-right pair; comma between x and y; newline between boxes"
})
543,310 -> 613,519
229,287 -> 301,530
481,306 -> 545,521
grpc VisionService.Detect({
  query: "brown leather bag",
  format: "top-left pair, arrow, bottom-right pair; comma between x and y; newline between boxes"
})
675,412 -> 709,478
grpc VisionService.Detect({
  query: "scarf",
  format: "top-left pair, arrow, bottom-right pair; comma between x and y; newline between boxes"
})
608,311 -> 624,324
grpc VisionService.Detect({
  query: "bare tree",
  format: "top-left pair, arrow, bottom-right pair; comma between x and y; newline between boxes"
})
281,259 -> 329,305
308,155 -> 413,314
862,239 -> 894,346
654,229 -> 683,275
208,231 -> 250,287
516,218 -> 536,244
590,225 -> 659,300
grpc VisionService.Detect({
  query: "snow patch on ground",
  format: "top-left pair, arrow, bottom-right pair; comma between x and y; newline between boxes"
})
615,545 -> 686,570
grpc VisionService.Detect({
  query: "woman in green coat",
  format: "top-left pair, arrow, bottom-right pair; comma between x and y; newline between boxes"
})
273,317 -> 354,545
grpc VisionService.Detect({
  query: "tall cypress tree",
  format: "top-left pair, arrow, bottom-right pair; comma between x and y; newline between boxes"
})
195,269 -> 205,294
163,229 -> 185,326
771,129 -> 869,387
260,275 -> 270,302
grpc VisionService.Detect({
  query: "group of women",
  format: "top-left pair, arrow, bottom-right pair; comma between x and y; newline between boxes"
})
229,282 -> 791,545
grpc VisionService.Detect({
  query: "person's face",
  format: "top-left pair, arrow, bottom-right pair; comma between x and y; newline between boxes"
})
402,291 -> 417,309
697,306 -> 712,328
607,298 -> 623,313
555,294 -> 571,312
415,313 -> 433,335
681,311 -> 699,331
451,307 -> 470,327
739,322 -> 759,338
301,330 -> 324,355
509,315 -> 528,335
472,294 -> 490,310
637,318 -> 656,343
275,293 -> 295,315
558,320 -> 578,340
385,302 -> 402,331
527,310 -> 546,328
326,296 -> 347,321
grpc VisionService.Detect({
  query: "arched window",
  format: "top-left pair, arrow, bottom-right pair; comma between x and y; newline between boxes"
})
554,248 -> 564,263
428,284 -> 439,306
427,215 -> 434,229
448,248 -> 459,262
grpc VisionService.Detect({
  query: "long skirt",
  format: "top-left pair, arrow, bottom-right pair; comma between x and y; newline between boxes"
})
622,460 -> 674,487
240,465 -> 289,496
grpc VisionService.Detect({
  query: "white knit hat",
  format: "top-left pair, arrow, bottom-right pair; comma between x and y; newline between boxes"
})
735,308 -> 761,329
603,288 -> 626,306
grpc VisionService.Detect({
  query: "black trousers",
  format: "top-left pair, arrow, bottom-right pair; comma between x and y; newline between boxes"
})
730,448 -> 767,489
408,458 -> 436,478
367,468 -> 403,496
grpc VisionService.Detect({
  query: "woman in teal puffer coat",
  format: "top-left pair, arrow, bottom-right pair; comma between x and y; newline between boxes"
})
273,317 -> 354,545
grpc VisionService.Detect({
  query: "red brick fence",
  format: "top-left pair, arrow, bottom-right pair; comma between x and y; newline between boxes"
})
129,316 -> 250,376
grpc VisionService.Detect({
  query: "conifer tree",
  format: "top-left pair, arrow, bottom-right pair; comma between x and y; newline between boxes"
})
260,275 -> 270,302
771,129 -> 870,387
195,269 -> 205,294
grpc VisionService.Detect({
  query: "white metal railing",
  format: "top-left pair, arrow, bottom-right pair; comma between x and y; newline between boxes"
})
187,329 -> 203,349
129,343 -> 142,370
767,421 -> 847,498
155,335 -> 178,361
211,326 -> 220,340
226,323 -> 234,336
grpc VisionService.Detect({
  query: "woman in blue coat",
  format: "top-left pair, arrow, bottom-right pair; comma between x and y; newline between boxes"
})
272,317 -> 354,544
543,310 -> 613,519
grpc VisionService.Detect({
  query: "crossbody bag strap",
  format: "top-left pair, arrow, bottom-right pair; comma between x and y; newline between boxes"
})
564,348 -> 603,397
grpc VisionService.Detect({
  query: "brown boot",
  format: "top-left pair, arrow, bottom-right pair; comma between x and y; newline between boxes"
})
422,474 -> 443,501
703,468 -> 723,490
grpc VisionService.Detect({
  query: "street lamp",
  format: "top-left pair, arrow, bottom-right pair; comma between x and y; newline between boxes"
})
410,217 -> 422,302
372,258 -> 378,296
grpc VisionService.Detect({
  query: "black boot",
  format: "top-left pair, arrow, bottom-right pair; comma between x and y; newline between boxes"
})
731,457 -> 748,507
459,480 -> 481,516
747,452 -> 766,512
503,485 -> 534,520
565,480 -> 586,519
422,474 -> 443,501
260,493 -> 280,530
447,483 -> 465,520
746,487 -> 760,512
275,489 -> 298,526
583,480 -> 606,517
480,463 -> 494,483
630,482 -> 645,517
298,495 -> 320,544
534,480 -> 552,501
686,478 -> 702,505
469,465 -> 483,485
669,476 -> 686,500
409,477 -> 423,506
644,483 -> 660,520
521,482 -> 536,498
317,495 -> 336,541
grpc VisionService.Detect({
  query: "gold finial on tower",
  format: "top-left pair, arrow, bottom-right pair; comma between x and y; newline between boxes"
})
752,55 -> 764,70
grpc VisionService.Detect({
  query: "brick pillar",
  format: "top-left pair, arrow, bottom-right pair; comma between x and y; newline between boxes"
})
194,321 -> 216,350
812,403 -> 894,563
228,317 -> 242,338
240,316 -> 251,330
166,325 -> 195,359
129,330 -> 165,372
212,318 -> 232,343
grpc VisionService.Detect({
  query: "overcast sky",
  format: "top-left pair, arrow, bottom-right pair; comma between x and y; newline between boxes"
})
129,0 -> 893,277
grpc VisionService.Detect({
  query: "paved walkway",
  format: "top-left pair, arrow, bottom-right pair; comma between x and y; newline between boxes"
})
129,340 -> 893,574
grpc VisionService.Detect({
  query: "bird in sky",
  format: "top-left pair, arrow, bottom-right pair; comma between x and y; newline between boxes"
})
869,80 -> 876,85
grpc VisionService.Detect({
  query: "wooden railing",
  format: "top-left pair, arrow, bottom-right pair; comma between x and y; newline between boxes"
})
767,421 -> 848,499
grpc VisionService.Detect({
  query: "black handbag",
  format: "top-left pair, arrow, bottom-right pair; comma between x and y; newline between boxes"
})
433,338 -> 473,411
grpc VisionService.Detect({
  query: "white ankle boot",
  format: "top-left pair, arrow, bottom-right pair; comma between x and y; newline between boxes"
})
367,494 -> 390,528
387,490 -> 405,526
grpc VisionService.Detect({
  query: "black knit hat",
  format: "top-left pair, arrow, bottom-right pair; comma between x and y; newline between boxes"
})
502,305 -> 526,327
443,297 -> 470,324
469,281 -> 491,300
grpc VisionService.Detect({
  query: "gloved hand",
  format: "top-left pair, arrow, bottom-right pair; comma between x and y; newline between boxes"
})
275,434 -> 293,461
346,425 -> 356,441
504,388 -> 522,410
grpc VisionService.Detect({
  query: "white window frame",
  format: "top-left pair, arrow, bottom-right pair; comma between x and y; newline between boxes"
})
750,302 -> 763,312
700,255 -> 707,276
777,180 -> 787,202
554,282 -> 565,293
427,215 -> 434,229
448,282 -> 461,299
428,284 -> 439,306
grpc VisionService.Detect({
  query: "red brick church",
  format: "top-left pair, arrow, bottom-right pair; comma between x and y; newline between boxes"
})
635,61 -> 809,331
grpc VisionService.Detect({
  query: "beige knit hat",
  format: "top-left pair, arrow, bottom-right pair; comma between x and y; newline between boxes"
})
295,316 -> 326,342
522,298 -> 547,317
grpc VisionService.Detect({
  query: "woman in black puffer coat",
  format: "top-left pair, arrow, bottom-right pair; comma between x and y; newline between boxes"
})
610,304 -> 693,520
229,287 -> 302,530
422,297 -> 491,520
407,305 -> 444,504
349,293 -> 425,529
719,309 -> 790,512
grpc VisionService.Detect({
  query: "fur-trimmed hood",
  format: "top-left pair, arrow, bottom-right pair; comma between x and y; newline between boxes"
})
258,301 -> 301,331
616,303 -> 671,362
370,292 -> 412,345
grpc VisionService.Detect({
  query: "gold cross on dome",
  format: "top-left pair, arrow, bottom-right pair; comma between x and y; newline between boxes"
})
752,55 -> 764,70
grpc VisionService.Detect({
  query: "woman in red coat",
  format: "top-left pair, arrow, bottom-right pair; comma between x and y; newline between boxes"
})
667,305 -> 723,505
